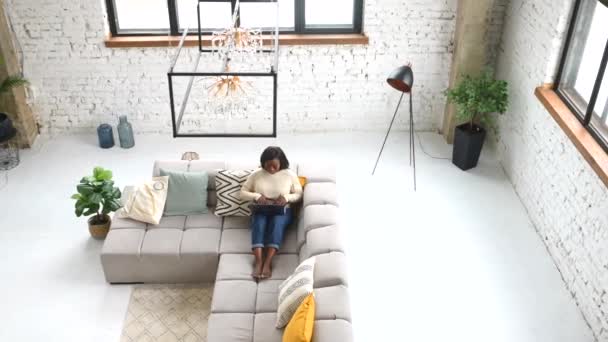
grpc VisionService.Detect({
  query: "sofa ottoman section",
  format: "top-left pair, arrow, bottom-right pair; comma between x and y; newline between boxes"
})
101,229 -> 145,283
180,228 -> 221,283
138,229 -> 184,283
110,217 -> 147,229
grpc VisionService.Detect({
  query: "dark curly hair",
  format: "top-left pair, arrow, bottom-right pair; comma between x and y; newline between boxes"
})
260,146 -> 290,170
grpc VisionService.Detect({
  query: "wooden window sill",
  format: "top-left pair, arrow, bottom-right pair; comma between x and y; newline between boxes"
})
535,86 -> 608,188
104,33 -> 369,48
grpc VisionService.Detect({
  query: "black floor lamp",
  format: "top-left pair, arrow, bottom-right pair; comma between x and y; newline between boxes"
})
372,64 -> 416,191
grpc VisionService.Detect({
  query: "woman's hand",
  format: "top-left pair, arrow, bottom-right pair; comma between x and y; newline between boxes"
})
275,195 -> 288,206
256,195 -> 270,205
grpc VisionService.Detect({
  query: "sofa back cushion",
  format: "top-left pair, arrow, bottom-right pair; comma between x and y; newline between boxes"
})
153,160 -> 226,208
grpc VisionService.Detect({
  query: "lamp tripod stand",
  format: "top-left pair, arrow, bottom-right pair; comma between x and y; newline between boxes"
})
372,65 -> 416,191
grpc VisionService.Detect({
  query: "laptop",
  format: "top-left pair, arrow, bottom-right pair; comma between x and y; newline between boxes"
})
249,204 -> 287,216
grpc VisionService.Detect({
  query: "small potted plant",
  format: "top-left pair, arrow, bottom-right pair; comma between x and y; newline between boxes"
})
71,167 -> 122,239
446,71 -> 508,170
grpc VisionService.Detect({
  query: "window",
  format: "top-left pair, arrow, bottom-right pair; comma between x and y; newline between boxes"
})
555,0 -> 608,152
105,0 -> 364,36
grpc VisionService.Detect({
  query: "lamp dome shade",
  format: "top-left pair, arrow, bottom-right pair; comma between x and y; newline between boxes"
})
387,65 -> 414,93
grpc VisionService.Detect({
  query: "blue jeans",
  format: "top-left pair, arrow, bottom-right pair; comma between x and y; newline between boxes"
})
251,208 -> 293,250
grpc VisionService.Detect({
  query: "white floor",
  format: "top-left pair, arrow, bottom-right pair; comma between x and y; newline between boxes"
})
0,132 -> 595,342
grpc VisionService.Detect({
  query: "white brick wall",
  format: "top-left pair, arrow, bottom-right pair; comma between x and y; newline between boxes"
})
496,0 -> 608,340
5,0 -> 466,135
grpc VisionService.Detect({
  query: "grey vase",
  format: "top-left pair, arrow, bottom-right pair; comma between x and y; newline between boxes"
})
97,124 -> 114,149
117,115 -> 135,149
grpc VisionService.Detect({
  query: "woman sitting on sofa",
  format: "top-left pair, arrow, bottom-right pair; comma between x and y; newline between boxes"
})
241,146 -> 303,280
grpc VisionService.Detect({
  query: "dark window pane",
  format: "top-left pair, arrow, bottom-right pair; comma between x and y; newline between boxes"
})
558,0 -> 608,115
114,0 -> 170,30
594,70 -> 608,129
240,0 -> 294,29
306,0 -> 354,27
177,0 -> 233,31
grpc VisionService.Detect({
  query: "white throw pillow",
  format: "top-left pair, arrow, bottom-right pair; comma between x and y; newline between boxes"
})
215,169 -> 254,217
276,256 -> 316,328
115,176 -> 169,225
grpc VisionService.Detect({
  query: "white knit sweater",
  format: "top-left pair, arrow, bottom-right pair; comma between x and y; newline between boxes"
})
240,169 -> 303,203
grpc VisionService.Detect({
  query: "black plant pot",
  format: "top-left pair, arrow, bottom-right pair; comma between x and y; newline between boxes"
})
0,113 -> 17,143
452,123 -> 486,171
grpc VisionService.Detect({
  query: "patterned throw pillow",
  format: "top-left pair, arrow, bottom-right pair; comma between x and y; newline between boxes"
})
276,257 -> 316,328
215,169 -> 254,217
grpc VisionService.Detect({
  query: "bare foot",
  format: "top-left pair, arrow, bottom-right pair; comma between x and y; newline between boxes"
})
252,260 -> 263,279
261,262 -> 272,279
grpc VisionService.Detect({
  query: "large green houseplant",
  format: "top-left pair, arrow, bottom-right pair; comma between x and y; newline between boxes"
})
71,167 -> 122,239
446,71 -> 508,170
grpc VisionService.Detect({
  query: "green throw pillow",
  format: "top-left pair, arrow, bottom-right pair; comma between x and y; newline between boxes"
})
159,169 -> 209,216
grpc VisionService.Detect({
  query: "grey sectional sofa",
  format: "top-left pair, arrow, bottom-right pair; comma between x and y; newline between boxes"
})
101,160 -> 353,342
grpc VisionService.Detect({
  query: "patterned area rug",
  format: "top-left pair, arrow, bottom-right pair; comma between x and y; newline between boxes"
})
120,284 -> 213,342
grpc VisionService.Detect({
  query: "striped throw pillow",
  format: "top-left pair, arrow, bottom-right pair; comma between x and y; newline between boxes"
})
276,257 -> 316,328
215,169 -> 254,217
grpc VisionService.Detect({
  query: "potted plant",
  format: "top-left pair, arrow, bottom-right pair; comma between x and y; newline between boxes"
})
446,71 -> 508,170
0,72 -> 29,142
71,167 -> 122,239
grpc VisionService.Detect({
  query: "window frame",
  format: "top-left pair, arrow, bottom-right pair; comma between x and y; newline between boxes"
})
554,0 -> 608,153
105,0 -> 364,37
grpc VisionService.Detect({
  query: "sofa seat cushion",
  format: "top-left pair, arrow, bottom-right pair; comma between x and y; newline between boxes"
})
223,216 -> 251,229
147,215 -> 187,229
216,254 -> 255,281
253,313 -> 283,342
185,213 -> 223,229
181,228 -> 221,256
220,229 -> 251,254
220,226 -> 298,255
256,280 -> 283,313
211,280 -> 258,313
217,254 -> 299,281
207,313 -> 254,342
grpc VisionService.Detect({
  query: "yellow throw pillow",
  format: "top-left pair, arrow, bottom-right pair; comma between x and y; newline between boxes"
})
298,176 -> 308,188
283,294 -> 315,342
